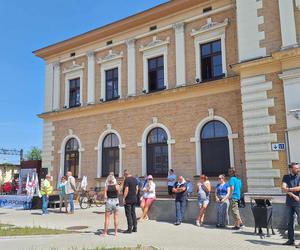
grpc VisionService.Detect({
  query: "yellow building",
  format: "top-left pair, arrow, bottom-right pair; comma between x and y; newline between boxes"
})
34,0 -> 300,194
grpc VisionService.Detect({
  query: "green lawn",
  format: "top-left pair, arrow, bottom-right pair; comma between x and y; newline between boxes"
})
0,224 -> 73,237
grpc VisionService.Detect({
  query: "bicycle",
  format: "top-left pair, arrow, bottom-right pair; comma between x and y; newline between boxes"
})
79,188 -> 106,209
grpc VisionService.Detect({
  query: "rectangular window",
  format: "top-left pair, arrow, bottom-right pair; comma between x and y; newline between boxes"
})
69,78 -> 80,108
200,40 -> 224,81
105,68 -> 119,101
148,56 -> 165,92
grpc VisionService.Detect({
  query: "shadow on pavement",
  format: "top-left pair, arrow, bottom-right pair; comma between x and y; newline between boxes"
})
92,211 -> 105,215
246,239 -> 283,246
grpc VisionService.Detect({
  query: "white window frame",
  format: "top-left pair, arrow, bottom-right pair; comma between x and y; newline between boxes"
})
138,121 -> 175,176
191,115 -> 238,176
58,134 -> 84,179
140,37 -> 169,93
191,19 -> 228,82
95,128 -> 125,178
64,70 -> 83,108
100,59 -> 122,102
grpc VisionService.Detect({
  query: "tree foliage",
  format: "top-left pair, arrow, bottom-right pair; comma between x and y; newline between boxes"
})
25,147 -> 42,161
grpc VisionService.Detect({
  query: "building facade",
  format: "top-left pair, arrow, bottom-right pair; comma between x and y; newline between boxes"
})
34,0 -> 300,194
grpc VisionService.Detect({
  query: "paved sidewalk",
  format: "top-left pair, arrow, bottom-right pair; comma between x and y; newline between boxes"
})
0,206 -> 291,250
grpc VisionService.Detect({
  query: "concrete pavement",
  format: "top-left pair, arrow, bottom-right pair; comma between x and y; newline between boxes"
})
0,205 -> 293,250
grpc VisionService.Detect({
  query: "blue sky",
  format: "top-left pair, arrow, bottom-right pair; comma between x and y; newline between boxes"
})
0,0 -> 167,163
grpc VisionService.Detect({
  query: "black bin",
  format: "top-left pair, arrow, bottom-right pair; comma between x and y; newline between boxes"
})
251,198 -> 275,236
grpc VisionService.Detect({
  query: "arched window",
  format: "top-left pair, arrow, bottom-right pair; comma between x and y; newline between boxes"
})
102,133 -> 119,177
201,120 -> 230,176
64,138 -> 79,178
146,128 -> 168,177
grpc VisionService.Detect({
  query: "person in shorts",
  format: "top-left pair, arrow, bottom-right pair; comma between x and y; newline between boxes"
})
196,175 -> 211,226
102,174 -> 120,236
228,168 -> 243,230
140,175 -> 156,221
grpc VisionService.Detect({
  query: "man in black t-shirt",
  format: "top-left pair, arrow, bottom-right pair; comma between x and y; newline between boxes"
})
282,163 -> 300,247
172,176 -> 188,225
123,169 -> 138,233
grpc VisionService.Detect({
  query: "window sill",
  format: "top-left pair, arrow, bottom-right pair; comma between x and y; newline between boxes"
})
200,74 -> 226,84
105,96 -> 120,102
147,86 -> 167,94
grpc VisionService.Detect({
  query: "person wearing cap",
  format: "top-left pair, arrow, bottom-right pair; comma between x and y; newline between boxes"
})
140,175 -> 156,221
40,175 -> 53,215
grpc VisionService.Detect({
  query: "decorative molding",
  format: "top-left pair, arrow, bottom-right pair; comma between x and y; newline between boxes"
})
191,18 -> 229,37
63,61 -> 85,74
194,115 -> 235,176
152,117 -> 158,124
87,50 -> 95,58
97,50 -> 124,64
59,134 -> 83,178
139,36 -> 170,52
140,122 -> 173,176
96,128 -> 124,178
208,108 -> 214,119
126,38 -> 136,47
192,18 -> 228,82
241,75 -> 280,193
296,0 -> 300,10
68,129 -> 73,135
106,124 -> 112,130
172,22 -> 185,32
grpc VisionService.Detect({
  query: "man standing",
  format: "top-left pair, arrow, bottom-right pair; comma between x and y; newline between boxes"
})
40,175 -> 53,215
167,169 -> 176,197
172,176 -> 187,225
123,169 -> 138,233
228,168 -> 243,230
65,171 -> 76,214
282,163 -> 300,247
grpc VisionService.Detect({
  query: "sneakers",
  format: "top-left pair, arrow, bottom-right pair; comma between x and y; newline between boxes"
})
132,228 -> 137,233
232,226 -> 241,230
196,220 -> 201,227
174,221 -> 181,226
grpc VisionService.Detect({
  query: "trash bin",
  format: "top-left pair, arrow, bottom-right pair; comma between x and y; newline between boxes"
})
251,198 -> 275,236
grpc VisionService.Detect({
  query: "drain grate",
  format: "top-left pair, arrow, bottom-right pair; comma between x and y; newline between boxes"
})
66,226 -> 89,230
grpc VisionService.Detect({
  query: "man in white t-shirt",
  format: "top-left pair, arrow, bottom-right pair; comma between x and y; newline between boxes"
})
167,169 -> 176,197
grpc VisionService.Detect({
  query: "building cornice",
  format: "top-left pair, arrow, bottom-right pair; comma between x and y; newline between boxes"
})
231,47 -> 300,78
38,76 -> 240,122
33,0 -> 213,59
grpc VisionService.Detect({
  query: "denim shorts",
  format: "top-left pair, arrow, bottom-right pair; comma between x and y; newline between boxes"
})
198,197 -> 209,208
105,198 -> 119,213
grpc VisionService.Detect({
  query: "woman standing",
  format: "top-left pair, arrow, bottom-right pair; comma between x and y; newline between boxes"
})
102,174 -> 120,236
196,175 -> 211,226
140,175 -> 156,221
58,176 -> 68,213
215,175 -> 230,228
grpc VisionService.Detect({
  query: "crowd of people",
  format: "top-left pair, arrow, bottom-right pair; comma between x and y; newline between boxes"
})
26,162 -> 300,247
40,167 -> 246,237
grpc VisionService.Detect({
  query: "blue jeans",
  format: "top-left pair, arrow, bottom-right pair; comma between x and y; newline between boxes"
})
287,205 -> 300,242
42,195 -> 49,214
68,193 -> 74,212
175,199 -> 187,222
